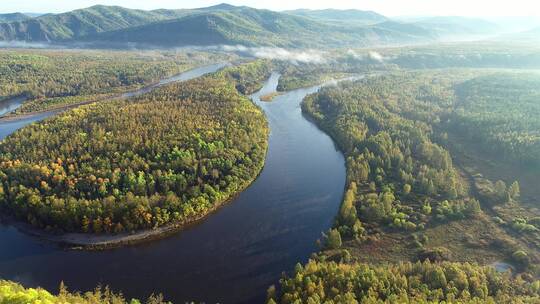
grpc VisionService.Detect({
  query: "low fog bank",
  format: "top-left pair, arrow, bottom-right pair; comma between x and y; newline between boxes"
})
346,50 -> 387,63
0,41 -> 329,64
2,40 -> 540,70
218,45 -> 326,64
0,41 -> 59,49
206,45 -> 391,65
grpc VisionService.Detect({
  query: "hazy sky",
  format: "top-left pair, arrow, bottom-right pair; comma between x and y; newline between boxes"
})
1,0 -> 540,17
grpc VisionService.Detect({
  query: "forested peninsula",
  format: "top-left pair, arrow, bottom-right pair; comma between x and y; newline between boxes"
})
0,63 -> 270,244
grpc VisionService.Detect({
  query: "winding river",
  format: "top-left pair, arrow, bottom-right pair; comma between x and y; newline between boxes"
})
0,69 -> 346,303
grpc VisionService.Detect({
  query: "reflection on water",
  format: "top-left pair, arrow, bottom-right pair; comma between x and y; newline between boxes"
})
121,63 -> 228,98
0,96 -> 27,117
0,64 -> 227,140
0,71 -> 346,304
0,112 -> 58,140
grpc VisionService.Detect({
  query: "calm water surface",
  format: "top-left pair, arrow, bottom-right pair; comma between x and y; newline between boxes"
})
0,71 -> 346,303
0,96 -> 27,117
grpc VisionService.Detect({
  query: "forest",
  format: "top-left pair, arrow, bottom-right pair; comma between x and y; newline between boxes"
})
302,72 -> 473,239
0,280 -> 169,304
214,59 -> 273,95
375,42 -> 540,70
274,43 -> 540,92
1,43 -> 540,303
0,69 -> 268,233
270,259 -> 540,303
12,93 -> 115,114
450,73 -> 540,166
0,49 -> 228,114
269,69 -> 540,302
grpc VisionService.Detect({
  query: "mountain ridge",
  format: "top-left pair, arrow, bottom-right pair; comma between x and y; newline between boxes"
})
284,8 -> 387,25
0,13 -> 31,23
0,4 -> 449,48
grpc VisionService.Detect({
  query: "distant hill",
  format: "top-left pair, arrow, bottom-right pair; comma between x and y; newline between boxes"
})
487,16 -> 540,32
502,27 -> 540,42
0,13 -> 31,23
22,13 -> 44,18
86,6 -> 435,47
285,9 -> 387,25
0,4 -> 438,47
0,5 -> 187,41
411,16 -> 501,38
374,21 -> 436,39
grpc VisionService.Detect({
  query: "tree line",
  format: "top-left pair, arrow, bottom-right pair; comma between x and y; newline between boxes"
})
0,68 -> 268,233
269,259 -> 540,303
285,70 -> 539,302
450,73 -> 540,166
302,75 -> 477,241
0,280 -> 169,304
0,49 -> 228,114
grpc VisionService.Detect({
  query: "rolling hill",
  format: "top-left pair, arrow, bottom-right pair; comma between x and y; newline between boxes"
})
0,5 -> 188,41
285,9 -> 387,25
374,21 -> 436,39
409,16 -> 501,38
0,13 -> 31,23
84,6 -> 437,47
503,27 -> 540,43
0,4 -> 437,47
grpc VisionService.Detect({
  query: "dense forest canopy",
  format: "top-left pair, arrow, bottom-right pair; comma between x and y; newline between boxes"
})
270,259 -> 540,303
0,69 -> 268,233
1,43 -> 540,303
312,70 -> 538,254
387,43 -> 540,69
214,59 -> 273,95
0,280 -> 169,304
302,74 -> 472,238
451,73 -> 540,166
285,69 -> 540,302
271,43 -> 540,92
0,49 -> 229,114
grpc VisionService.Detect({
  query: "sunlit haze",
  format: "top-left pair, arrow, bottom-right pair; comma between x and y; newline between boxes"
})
1,0 -> 540,17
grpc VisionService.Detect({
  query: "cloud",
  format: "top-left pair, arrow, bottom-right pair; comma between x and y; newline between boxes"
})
0,41 -> 328,64
0,41 -> 56,49
219,45 -> 327,63
323,74 -> 365,88
346,49 -> 386,63
368,51 -> 384,62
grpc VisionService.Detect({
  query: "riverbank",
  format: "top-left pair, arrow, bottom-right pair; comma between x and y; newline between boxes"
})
0,63 -> 250,250
0,72 -> 346,303
259,92 -> 283,102
0,95 -> 28,118
0,63 -> 231,123
1,165 -> 266,250
0,100 -> 94,123
0,72 -> 357,251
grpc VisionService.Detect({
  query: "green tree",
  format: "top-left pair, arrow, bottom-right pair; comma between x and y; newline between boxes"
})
403,183 -> 411,195
326,229 -> 342,249
494,180 -> 507,201
508,181 -> 520,201
339,183 -> 358,227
